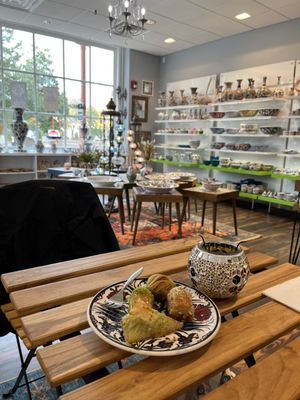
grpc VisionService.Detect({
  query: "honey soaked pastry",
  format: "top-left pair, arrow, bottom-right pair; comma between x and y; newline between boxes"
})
122,287 -> 183,344
147,274 -> 176,300
167,286 -> 194,322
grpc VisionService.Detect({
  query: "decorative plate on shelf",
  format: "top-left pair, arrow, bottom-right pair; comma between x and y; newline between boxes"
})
87,279 -> 221,357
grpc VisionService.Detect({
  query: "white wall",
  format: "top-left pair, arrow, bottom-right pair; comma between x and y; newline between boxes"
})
159,18 -> 300,88
129,50 -> 160,132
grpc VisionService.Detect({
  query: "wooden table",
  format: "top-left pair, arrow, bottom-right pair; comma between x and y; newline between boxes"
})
131,186 -> 183,245
182,187 -> 239,235
2,239 -> 300,400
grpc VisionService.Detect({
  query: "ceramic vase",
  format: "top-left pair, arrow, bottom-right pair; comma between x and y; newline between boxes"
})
35,139 -> 44,153
126,165 -> 137,183
12,108 -> 28,152
188,236 -> 250,298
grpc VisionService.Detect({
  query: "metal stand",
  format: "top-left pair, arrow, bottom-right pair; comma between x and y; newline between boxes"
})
3,335 -> 37,399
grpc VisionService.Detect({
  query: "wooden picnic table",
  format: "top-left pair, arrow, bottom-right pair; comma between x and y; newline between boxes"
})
1,236 -> 300,400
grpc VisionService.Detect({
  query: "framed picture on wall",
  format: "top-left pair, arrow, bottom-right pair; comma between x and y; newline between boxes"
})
132,95 -> 148,122
142,80 -> 154,96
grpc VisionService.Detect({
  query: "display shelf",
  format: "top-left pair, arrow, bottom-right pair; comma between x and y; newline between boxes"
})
0,171 -> 35,175
156,104 -> 212,111
155,119 -> 211,123
198,164 -> 272,175
154,132 -> 204,137
208,133 -> 275,138
206,148 -> 277,155
151,159 -> 198,167
271,173 -> 300,180
256,195 -> 296,207
239,192 -> 258,200
210,97 -> 287,107
277,153 -> 300,157
288,115 -> 300,119
239,192 -> 296,207
279,135 -> 300,138
154,145 -> 197,151
209,116 -> 286,122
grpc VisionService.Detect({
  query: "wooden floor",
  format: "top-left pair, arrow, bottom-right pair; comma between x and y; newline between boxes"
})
0,200 -> 297,383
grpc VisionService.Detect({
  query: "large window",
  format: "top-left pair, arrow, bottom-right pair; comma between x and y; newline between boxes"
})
0,26 -> 115,149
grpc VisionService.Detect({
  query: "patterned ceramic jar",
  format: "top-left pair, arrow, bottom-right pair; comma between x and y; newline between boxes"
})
188,236 -> 250,298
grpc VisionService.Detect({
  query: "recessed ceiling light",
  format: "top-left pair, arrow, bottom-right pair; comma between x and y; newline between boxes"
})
235,12 -> 251,20
43,19 -> 52,25
146,19 -> 156,25
164,37 -> 176,44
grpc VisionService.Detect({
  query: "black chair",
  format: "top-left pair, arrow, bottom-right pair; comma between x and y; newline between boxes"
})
289,198 -> 300,265
0,179 -> 120,398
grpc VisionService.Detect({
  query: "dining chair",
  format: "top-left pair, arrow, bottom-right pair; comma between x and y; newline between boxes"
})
0,179 -> 120,398
289,198 -> 300,265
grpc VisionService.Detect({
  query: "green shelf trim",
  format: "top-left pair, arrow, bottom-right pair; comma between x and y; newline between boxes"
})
257,195 -> 296,207
150,159 -> 199,167
239,192 -> 258,200
271,173 -> 300,181
198,164 -> 272,176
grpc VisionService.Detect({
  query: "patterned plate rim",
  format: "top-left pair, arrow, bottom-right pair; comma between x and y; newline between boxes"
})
87,280 -> 221,357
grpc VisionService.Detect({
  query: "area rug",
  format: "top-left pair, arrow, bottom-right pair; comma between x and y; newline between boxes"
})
109,204 -> 261,248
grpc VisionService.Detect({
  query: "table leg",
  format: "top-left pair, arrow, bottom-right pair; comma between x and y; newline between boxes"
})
201,200 -> 206,226
187,198 -> 191,220
132,202 -> 142,245
194,199 -> 198,213
108,196 -> 115,217
125,188 -> 131,222
181,197 -> 188,225
131,200 -> 137,232
212,202 -> 217,235
117,195 -> 125,235
169,203 -> 172,231
162,203 -> 165,229
232,197 -> 238,235
176,202 -> 182,238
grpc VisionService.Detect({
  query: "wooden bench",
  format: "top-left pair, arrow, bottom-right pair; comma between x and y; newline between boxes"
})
204,337 -> 300,400
58,301 -> 300,400
36,263 -> 296,390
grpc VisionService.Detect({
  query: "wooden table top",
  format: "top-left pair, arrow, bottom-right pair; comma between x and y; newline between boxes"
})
2,240 -> 300,400
183,187 -> 238,201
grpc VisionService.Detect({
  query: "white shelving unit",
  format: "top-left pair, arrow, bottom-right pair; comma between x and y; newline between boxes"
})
153,60 -> 300,206
0,152 -> 72,185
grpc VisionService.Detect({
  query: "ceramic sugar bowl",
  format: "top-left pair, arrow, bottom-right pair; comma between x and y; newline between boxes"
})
188,236 -> 250,298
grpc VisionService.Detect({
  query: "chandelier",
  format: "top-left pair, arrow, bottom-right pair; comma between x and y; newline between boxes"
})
108,0 -> 147,38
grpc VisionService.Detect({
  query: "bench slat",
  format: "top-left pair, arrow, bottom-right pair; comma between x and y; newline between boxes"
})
11,252 -> 191,316
204,337 -> 300,400
59,301 -> 300,400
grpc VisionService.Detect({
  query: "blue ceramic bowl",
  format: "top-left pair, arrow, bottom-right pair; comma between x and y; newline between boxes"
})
203,160 -> 211,165
211,160 -> 220,166
210,128 -> 225,135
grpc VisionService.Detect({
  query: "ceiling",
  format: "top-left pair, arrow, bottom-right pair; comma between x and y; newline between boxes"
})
0,0 -> 299,56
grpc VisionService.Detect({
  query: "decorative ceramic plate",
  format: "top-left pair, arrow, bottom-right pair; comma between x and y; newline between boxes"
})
87,176 -> 121,186
137,180 -> 179,194
146,172 -> 196,182
87,279 -> 221,357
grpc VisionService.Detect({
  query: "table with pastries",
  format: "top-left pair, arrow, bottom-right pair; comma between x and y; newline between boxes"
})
2,235 -> 300,400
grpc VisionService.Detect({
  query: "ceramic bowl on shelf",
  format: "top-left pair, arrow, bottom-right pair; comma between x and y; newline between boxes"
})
189,140 -> 201,149
239,123 -> 258,132
210,128 -> 225,135
239,109 -> 258,117
211,160 -> 220,166
225,128 -> 239,135
87,176 -> 121,186
212,142 -> 225,149
224,111 -> 240,118
257,108 -> 280,116
209,111 -> 225,119
236,143 -> 251,151
225,144 -> 236,150
260,126 -> 283,135
203,160 -> 211,165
